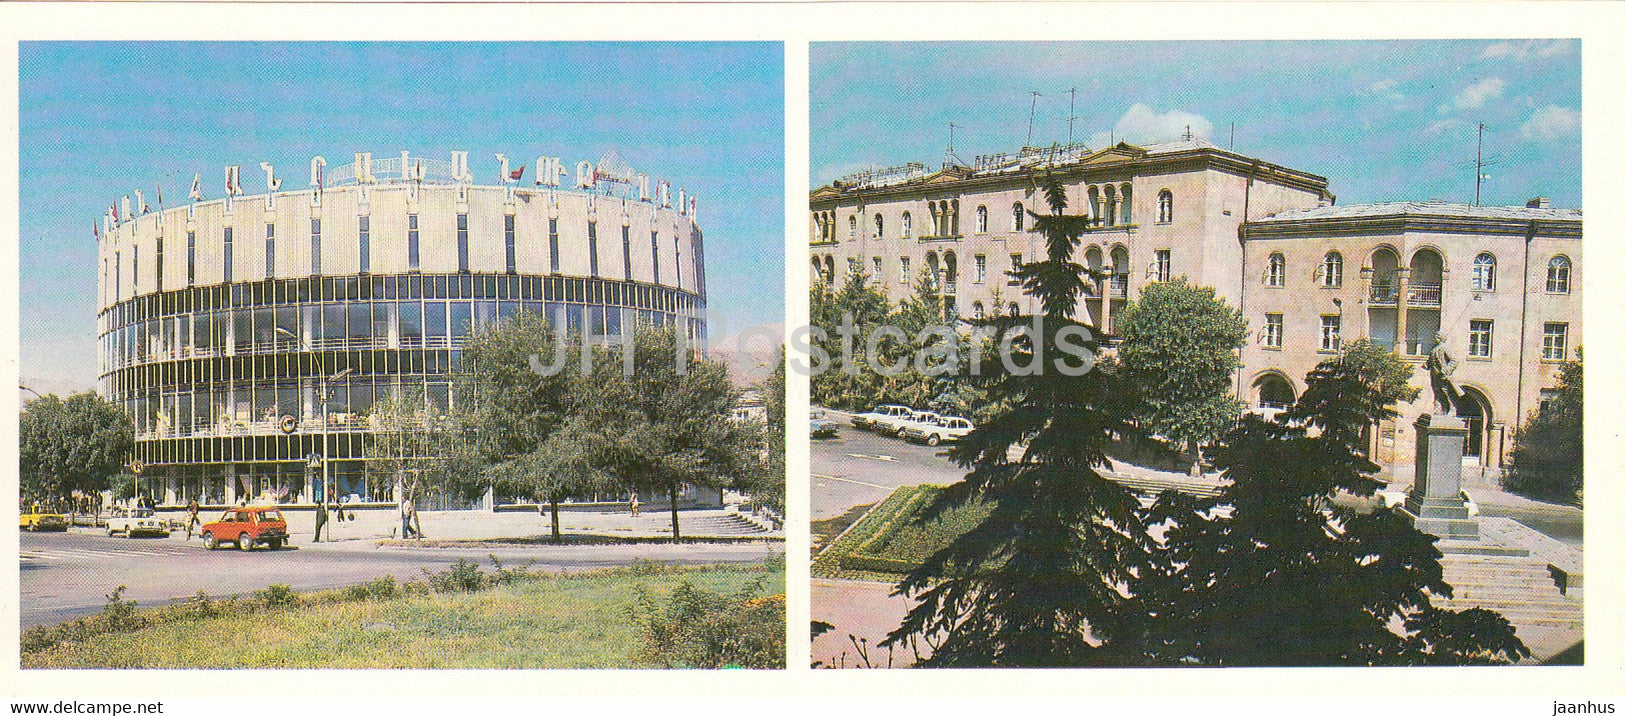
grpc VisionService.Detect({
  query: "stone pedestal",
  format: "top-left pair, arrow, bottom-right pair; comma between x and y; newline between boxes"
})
1401,413 -> 1479,539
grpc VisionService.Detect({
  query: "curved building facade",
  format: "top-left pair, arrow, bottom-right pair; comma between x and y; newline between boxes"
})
97,151 -> 707,506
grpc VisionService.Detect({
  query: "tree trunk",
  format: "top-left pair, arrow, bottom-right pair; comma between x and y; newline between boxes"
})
550,498 -> 562,544
670,482 -> 681,543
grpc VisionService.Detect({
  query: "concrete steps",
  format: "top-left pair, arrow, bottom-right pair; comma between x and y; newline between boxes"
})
684,512 -> 772,535
1432,550 -> 1582,658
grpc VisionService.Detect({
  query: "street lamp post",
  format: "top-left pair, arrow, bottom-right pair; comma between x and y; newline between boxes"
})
320,367 -> 354,539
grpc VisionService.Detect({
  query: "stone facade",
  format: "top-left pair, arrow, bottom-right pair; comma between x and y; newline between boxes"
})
811,140 -> 1581,468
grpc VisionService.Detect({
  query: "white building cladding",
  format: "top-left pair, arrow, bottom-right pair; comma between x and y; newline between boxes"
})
97,150 -> 707,506
811,139 -> 1582,468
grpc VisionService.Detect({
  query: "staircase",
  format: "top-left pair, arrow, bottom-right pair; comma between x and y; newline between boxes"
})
685,512 -> 774,536
1432,549 -> 1583,661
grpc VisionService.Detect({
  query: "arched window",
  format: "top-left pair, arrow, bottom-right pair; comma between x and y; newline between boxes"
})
1547,255 -> 1571,294
1009,302 -> 1021,317
1266,253 -> 1286,287
1472,252 -> 1497,291
1321,252 -> 1343,288
848,215 -> 857,241
1105,184 -> 1119,225
901,211 -> 912,238
950,199 -> 960,236
972,301 -> 985,320
1012,202 -> 1025,232
874,213 -> 884,239
976,205 -> 988,233
1157,190 -> 1174,223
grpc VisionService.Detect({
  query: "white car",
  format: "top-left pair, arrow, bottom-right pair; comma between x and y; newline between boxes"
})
851,404 -> 914,432
901,415 -> 976,446
106,506 -> 170,538
885,410 -> 941,438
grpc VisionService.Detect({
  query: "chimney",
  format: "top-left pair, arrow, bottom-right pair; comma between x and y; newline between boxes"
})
1526,196 -> 1551,209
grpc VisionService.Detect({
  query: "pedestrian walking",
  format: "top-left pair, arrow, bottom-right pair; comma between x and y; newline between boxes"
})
184,499 -> 201,540
313,500 -> 328,543
629,491 -> 641,517
399,497 -> 417,539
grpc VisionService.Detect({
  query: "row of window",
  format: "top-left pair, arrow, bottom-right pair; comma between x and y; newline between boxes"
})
101,299 -> 685,373
100,273 -> 697,333
1262,251 -> 1573,293
104,214 -> 686,302
812,188 -> 1176,243
1261,313 -> 1572,361
818,247 -> 1177,290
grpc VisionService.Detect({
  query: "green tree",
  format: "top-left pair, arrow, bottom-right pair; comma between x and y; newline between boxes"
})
455,311 -> 598,540
1503,354 -> 1582,504
19,392 -> 134,505
880,173 -> 1157,666
1114,277 -> 1248,472
578,325 -> 751,541
737,348 -> 788,515
1144,342 -> 1527,665
363,387 -> 481,537
809,268 -> 892,410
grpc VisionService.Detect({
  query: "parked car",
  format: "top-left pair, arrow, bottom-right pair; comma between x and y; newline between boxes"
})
851,404 -> 914,432
106,506 -> 170,538
886,410 -> 942,438
901,415 -> 976,446
199,506 -> 289,551
810,409 -> 840,439
20,506 -> 69,532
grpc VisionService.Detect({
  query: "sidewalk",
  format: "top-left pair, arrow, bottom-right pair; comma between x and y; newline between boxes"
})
156,506 -> 778,551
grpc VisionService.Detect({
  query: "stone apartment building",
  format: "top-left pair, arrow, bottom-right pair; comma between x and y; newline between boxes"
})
810,138 -> 1581,467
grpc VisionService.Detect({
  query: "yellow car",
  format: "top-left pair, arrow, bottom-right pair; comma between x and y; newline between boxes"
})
20,507 -> 70,532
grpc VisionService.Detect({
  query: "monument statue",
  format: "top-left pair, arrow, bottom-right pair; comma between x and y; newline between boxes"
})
1424,331 -> 1462,416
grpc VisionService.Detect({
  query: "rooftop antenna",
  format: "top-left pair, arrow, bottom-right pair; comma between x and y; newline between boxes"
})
1066,87 -> 1078,146
1475,122 -> 1485,206
1182,124 -> 1194,141
945,122 -> 967,168
1026,91 -> 1042,147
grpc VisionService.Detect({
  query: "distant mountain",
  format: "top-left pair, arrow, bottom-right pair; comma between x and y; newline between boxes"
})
707,321 -> 784,387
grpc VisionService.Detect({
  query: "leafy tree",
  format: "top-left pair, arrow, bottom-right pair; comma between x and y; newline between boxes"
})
880,173 -> 1158,666
809,268 -> 893,410
1503,354 -> 1582,505
363,387 -> 482,537
578,324 -> 751,541
1114,277 -> 1248,472
454,311 -> 599,540
1144,342 -> 1527,665
738,348 -> 788,514
19,392 -> 134,506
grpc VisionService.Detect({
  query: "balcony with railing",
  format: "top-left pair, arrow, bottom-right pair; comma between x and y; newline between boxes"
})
1369,281 -> 1399,306
1407,282 -> 1442,307
1110,276 -> 1129,299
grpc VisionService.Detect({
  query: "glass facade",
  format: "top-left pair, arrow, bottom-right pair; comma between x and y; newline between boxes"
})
99,272 -> 703,506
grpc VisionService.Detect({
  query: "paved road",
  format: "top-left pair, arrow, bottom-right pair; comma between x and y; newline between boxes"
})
20,530 -> 783,630
811,418 -> 967,522
811,410 -> 1582,545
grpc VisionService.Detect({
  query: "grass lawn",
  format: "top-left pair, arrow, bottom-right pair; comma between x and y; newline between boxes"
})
24,562 -> 785,669
812,485 -> 989,581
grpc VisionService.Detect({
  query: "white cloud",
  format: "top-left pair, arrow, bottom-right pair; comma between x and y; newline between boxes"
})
1452,77 -> 1505,111
1087,103 -> 1214,148
1368,78 -> 1399,95
1481,39 -> 1576,61
1519,105 -> 1580,140
1423,119 -> 1466,137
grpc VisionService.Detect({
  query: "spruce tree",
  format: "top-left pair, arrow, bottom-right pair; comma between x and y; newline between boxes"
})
880,173 -> 1157,666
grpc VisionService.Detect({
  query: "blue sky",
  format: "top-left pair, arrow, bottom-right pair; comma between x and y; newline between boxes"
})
812,41 -> 1580,208
20,42 -> 784,394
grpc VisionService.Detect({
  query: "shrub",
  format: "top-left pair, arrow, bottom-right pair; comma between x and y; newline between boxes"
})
1503,356 -> 1582,505
425,558 -> 486,592
258,584 -> 298,608
631,579 -> 786,669
342,576 -> 400,602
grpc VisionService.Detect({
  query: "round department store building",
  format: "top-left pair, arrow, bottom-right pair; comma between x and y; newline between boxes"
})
96,151 -> 708,507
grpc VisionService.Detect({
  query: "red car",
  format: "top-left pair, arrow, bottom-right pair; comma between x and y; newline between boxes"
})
200,507 -> 289,551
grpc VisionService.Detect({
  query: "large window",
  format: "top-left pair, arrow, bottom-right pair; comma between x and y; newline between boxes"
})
1009,253 -> 1023,285
1547,255 -> 1571,294
1157,190 -> 1173,223
872,256 -> 883,277
1319,315 -> 1341,352
976,206 -> 988,233
975,254 -> 987,283
587,221 -> 600,277
1264,313 -> 1283,349
1321,251 -> 1343,288
1472,252 -> 1497,291
899,256 -> 910,284
1265,253 -> 1285,287
223,227 -> 233,282
187,230 -> 197,285
901,212 -> 912,239
264,223 -> 275,277
622,225 -> 633,280
848,215 -> 857,240
651,230 -> 661,283
1542,322 -> 1568,361
398,300 -> 423,347
1012,203 -> 1025,232
1468,319 -> 1493,358
1155,249 -> 1172,282
549,218 -> 560,274
874,213 -> 884,239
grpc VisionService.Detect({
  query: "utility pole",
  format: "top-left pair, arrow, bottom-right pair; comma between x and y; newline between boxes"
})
1026,91 -> 1042,147
1066,87 -> 1078,146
